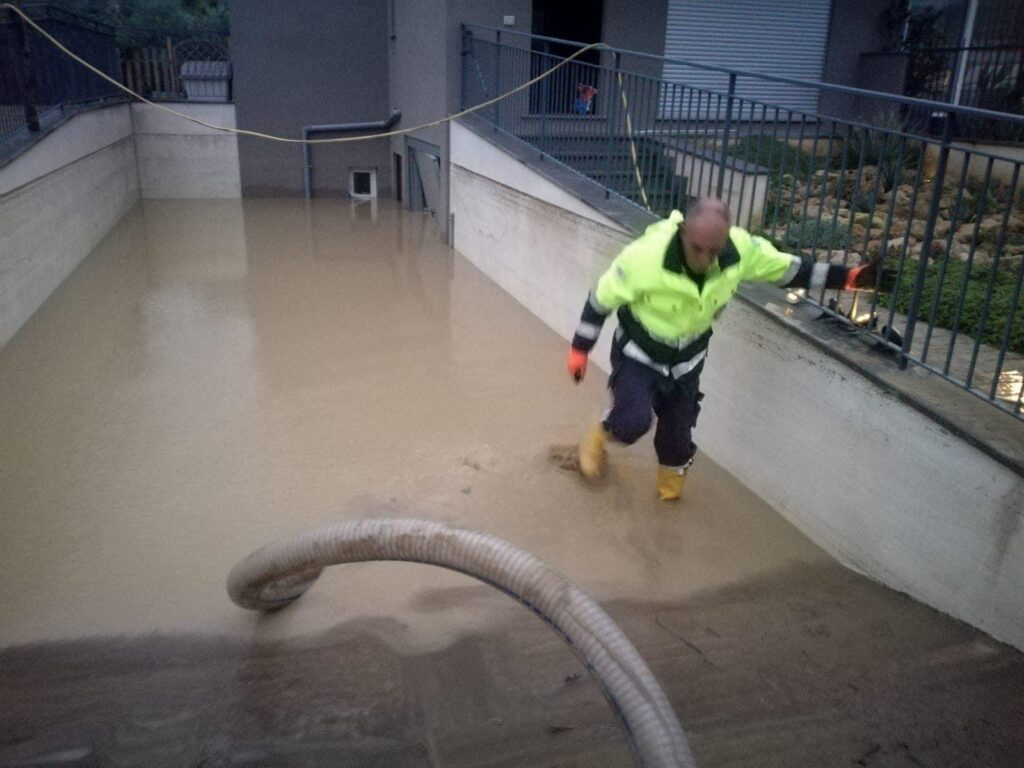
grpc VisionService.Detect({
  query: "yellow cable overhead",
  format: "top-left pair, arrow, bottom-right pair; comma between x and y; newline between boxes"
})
2,3 -> 609,145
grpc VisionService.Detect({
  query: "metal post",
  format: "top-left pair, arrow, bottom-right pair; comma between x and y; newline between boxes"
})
951,0 -> 979,106
493,30 -> 501,131
716,73 -> 736,198
14,6 -> 40,132
539,42 -> 550,159
901,113 -> 955,369
459,24 -> 468,111
604,51 -> 620,198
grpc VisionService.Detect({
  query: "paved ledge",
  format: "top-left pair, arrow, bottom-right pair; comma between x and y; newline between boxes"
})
739,283 -> 1024,477
0,97 -> 131,169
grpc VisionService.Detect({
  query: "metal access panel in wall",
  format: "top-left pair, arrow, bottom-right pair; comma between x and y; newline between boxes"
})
660,0 -> 832,118
407,138 -> 442,218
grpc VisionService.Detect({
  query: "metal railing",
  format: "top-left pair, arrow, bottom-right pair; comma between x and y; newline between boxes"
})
1,4 -> 121,148
908,45 -> 1023,138
462,25 -> 1024,419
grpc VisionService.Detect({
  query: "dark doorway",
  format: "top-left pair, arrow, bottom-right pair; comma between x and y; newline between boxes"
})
530,0 -> 604,114
394,153 -> 403,203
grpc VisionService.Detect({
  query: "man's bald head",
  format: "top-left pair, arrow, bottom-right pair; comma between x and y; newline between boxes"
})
686,197 -> 732,227
681,197 -> 732,274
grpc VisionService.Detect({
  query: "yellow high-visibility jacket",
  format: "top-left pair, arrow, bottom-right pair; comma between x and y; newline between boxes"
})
572,210 -> 841,379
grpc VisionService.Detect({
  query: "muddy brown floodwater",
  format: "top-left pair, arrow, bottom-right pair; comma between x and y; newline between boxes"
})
1,199 -> 1022,766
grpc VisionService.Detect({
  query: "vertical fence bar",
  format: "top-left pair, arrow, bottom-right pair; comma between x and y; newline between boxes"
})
698,91 -> 712,197
796,117 -> 822,255
459,25 -> 468,111
708,92 -> 721,195
539,42 -> 549,158
868,134 -> 907,337
639,73 -> 656,209
682,87 -> 695,206
561,45 -> 570,138
858,130 -> 887,263
618,70 -> 633,201
968,163 -> 1020,391
159,45 -> 168,95
634,73 -> 651,210
782,115 -> 808,248
166,37 -> 177,96
133,51 -> 142,96
734,101 -> 750,225
885,138 -> 928,348
681,85 -> 691,209
15,12 -> 40,132
945,157 -> 994,376
818,122 -> 851,303
769,112 -> 794,240
604,50 -> 620,199
922,157 -> 971,362
901,114 -> 955,370
716,72 -> 736,199
492,30 -> 501,129
726,99 -> 743,215
733,99 -> 749,222
745,103 -> 768,230
838,125 -> 868,266
652,80 -> 668,212
810,122 -> 837,264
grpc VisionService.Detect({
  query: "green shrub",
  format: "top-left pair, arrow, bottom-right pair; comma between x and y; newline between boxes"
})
842,122 -> 921,192
728,136 -> 819,184
891,259 -> 1024,354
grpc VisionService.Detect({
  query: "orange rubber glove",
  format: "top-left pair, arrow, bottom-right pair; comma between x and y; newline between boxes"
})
845,260 -> 897,292
567,347 -> 588,383
844,261 -> 877,290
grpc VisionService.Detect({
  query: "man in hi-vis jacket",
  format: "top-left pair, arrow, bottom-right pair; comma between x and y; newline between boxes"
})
567,197 -> 887,501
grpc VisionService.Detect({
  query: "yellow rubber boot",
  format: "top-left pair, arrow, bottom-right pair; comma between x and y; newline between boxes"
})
578,422 -> 609,480
657,466 -> 686,501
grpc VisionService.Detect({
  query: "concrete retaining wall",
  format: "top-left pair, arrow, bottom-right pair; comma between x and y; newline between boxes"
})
0,102 -> 242,346
0,105 -> 139,347
131,103 -> 241,198
924,142 -> 1024,189
450,119 -> 1024,651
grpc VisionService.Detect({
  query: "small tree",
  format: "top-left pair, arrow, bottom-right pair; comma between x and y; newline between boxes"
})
48,0 -> 228,47
882,0 -> 957,100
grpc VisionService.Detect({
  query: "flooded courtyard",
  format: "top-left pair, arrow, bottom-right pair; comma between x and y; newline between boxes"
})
1,199 -> 1021,767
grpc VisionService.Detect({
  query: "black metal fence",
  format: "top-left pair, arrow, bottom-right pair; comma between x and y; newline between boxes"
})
908,45 -> 1023,139
462,26 -> 1024,419
0,4 -> 121,147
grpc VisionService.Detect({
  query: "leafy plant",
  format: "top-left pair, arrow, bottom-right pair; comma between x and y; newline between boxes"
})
973,63 -> 1024,115
728,135 -> 820,184
48,0 -> 228,47
891,259 -> 1024,354
842,112 -> 921,192
883,1 -> 957,98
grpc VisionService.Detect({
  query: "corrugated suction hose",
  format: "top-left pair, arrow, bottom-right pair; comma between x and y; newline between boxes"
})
227,518 -> 696,767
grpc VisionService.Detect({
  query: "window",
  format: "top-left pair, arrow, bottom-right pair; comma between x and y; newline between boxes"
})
349,169 -> 377,199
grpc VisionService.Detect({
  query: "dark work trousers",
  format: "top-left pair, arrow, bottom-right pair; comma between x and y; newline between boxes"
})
602,341 -> 704,469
